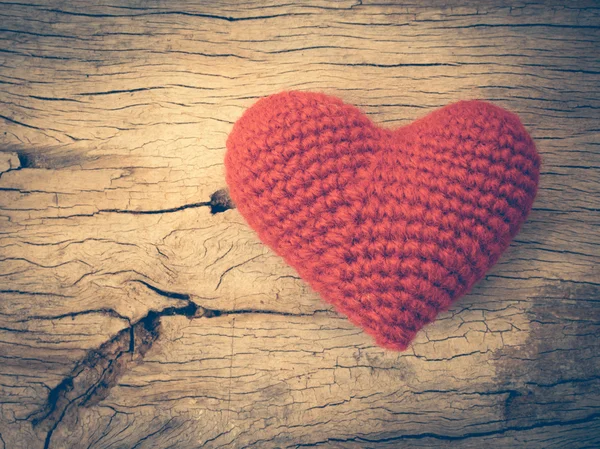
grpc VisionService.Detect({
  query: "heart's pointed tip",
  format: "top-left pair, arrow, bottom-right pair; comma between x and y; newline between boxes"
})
374,337 -> 411,352
364,321 -> 419,352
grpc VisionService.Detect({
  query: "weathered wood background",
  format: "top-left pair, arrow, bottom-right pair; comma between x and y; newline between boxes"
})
1,1 -> 599,448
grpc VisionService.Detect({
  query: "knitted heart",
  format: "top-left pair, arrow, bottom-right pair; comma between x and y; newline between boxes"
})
225,91 -> 540,351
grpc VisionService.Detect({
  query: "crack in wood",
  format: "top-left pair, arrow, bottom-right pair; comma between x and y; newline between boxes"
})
289,412 -> 600,447
16,308 -> 131,324
62,190 -> 234,216
31,297 -> 202,449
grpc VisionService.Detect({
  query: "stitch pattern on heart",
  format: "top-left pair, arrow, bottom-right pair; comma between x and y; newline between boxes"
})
224,91 -> 541,351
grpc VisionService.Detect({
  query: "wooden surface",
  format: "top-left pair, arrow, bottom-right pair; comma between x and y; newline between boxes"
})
1,1 -> 599,448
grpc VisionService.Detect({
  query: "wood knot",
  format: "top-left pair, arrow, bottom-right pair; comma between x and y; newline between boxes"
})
210,188 -> 236,214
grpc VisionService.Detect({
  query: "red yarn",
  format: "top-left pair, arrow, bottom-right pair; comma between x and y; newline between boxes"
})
225,91 -> 540,351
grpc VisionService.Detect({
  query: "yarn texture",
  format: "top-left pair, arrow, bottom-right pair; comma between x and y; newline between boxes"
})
225,91 -> 541,351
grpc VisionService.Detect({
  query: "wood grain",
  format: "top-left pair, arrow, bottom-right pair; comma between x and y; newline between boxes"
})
0,1 -> 599,448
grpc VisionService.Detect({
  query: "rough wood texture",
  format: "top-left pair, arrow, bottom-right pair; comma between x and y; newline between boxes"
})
1,1 -> 599,448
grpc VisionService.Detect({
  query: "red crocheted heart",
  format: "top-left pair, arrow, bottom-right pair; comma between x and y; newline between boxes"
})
225,91 -> 540,351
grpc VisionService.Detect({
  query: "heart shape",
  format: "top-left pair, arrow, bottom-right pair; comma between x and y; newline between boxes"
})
225,91 -> 540,351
